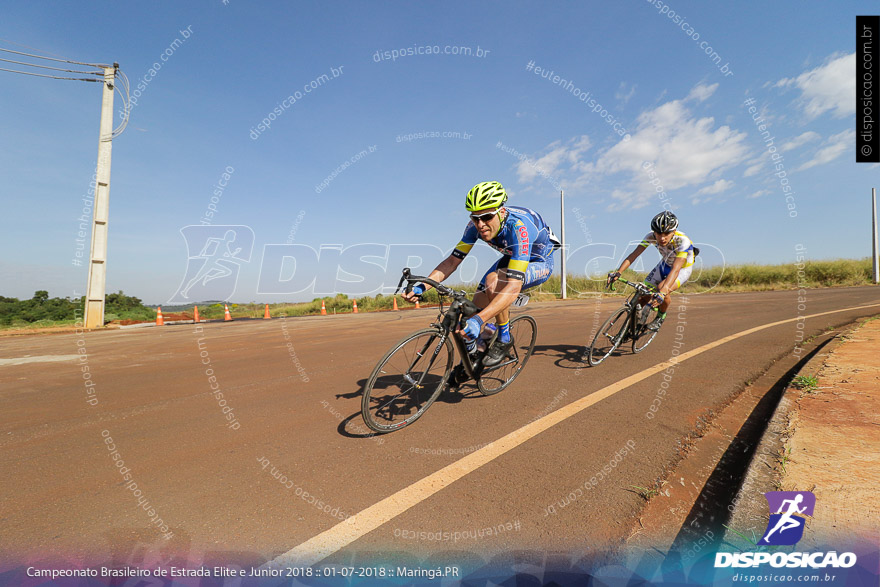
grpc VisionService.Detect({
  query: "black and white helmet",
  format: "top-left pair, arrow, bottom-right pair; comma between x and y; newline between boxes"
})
650,211 -> 679,233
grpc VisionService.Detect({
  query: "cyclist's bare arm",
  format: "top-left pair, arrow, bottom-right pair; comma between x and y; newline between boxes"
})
401,254 -> 463,302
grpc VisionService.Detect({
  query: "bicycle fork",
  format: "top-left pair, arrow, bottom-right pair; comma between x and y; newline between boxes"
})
403,332 -> 448,389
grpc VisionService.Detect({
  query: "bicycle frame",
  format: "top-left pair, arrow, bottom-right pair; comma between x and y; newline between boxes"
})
613,278 -> 658,340
396,268 -> 513,382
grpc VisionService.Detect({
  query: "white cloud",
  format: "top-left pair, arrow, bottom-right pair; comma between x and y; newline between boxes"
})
609,188 -> 635,207
741,153 -> 766,178
511,84 -> 751,209
696,179 -> 734,196
781,131 -> 820,152
747,189 -> 771,199
595,96 -> 749,196
616,82 -> 636,105
795,129 -> 853,171
686,83 -> 719,102
775,53 -> 855,119
515,135 -> 590,184
744,162 -> 764,177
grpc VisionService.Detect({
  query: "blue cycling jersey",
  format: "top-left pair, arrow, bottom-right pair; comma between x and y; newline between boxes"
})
451,206 -> 559,281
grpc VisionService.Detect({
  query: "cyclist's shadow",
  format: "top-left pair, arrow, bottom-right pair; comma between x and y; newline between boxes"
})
334,377 -> 483,440
530,343 -> 591,369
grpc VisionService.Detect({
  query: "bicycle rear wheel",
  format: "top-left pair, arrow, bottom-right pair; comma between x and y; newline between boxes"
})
361,328 -> 454,433
477,315 -> 537,396
587,307 -> 629,366
632,304 -> 659,353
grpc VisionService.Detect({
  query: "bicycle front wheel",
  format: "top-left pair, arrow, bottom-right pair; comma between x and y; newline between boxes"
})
477,315 -> 537,396
587,307 -> 629,366
632,305 -> 659,353
361,328 -> 454,433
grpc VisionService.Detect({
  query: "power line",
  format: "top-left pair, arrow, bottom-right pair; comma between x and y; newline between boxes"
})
0,56 -> 103,76
0,39 -> 130,134
0,66 -> 102,82
0,45 -> 108,68
0,37 -> 68,59
112,68 -> 131,138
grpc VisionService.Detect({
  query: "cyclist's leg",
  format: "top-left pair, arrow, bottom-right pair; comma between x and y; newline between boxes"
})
495,256 -> 553,338
478,259 -> 518,366
655,264 -> 693,313
489,256 -> 553,322
494,262 -> 511,329
473,257 -> 502,310
642,262 -> 670,330
478,255 -> 551,340
475,258 -> 512,325
644,262 -> 667,306
450,261 -> 503,378
521,254 -> 554,293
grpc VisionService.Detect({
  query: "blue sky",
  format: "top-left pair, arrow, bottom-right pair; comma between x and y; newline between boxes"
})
1,1 -> 876,304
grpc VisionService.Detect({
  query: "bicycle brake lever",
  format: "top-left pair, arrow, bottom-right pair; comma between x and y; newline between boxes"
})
395,268 -> 410,295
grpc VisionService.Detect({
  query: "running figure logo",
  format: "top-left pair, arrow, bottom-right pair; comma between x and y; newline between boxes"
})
757,491 -> 815,545
168,225 -> 254,304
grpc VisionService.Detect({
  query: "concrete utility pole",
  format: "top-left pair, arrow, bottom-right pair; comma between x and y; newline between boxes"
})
84,65 -> 116,328
873,187 -> 879,284
560,189 -> 567,299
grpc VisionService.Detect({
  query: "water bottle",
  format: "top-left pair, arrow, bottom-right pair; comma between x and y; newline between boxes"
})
476,323 -> 497,353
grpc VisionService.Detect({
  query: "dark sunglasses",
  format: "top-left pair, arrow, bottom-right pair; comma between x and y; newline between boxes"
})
470,211 -> 497,223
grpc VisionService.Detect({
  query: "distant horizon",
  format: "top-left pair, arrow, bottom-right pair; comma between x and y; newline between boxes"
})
5,255 -> 874,306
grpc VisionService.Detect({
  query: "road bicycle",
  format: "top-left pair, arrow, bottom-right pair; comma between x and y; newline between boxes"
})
585,278 -> 661,366
361,268 -> 538,433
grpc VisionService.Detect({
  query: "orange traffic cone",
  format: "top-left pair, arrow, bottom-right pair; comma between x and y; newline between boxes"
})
321,300 -> 327,315
415,299 -> 420,309
393,297 -> 399,311
224,304 -> 233,321
156,306 -> 165,326
193,306 -> 200,323
353,299 -> 359,313
263,304 -> 271,319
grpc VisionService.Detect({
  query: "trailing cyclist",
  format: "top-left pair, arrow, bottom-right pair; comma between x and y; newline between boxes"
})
606,211 -> 696,332
402,181 -> 559,383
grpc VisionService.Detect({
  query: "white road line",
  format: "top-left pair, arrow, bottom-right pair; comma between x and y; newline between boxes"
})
271,302 -> 880,567
0,355 -> 80,366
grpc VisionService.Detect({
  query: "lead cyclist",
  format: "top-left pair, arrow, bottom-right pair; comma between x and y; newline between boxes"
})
606,211 -> 696,332
402,181 -> 560,383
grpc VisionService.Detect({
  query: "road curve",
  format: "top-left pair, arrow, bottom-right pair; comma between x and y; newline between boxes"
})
0,286 -> 877,568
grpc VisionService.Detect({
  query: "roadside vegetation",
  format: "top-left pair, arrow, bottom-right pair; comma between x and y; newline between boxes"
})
535,257 -> 875,298
2,258 -> 875,327
0,291 -> 153,329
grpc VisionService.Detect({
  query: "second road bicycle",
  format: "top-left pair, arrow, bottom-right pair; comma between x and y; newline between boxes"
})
586,278 -> 661,366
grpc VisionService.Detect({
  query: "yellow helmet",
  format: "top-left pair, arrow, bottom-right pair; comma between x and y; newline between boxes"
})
466,181 -> 508,212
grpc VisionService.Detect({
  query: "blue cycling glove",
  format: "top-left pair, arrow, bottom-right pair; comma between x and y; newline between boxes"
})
411,283 -> 425,296
461,315 -> 484,341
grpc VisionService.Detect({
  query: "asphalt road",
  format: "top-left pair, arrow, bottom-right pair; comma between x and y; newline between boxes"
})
1,286 -> 878,569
